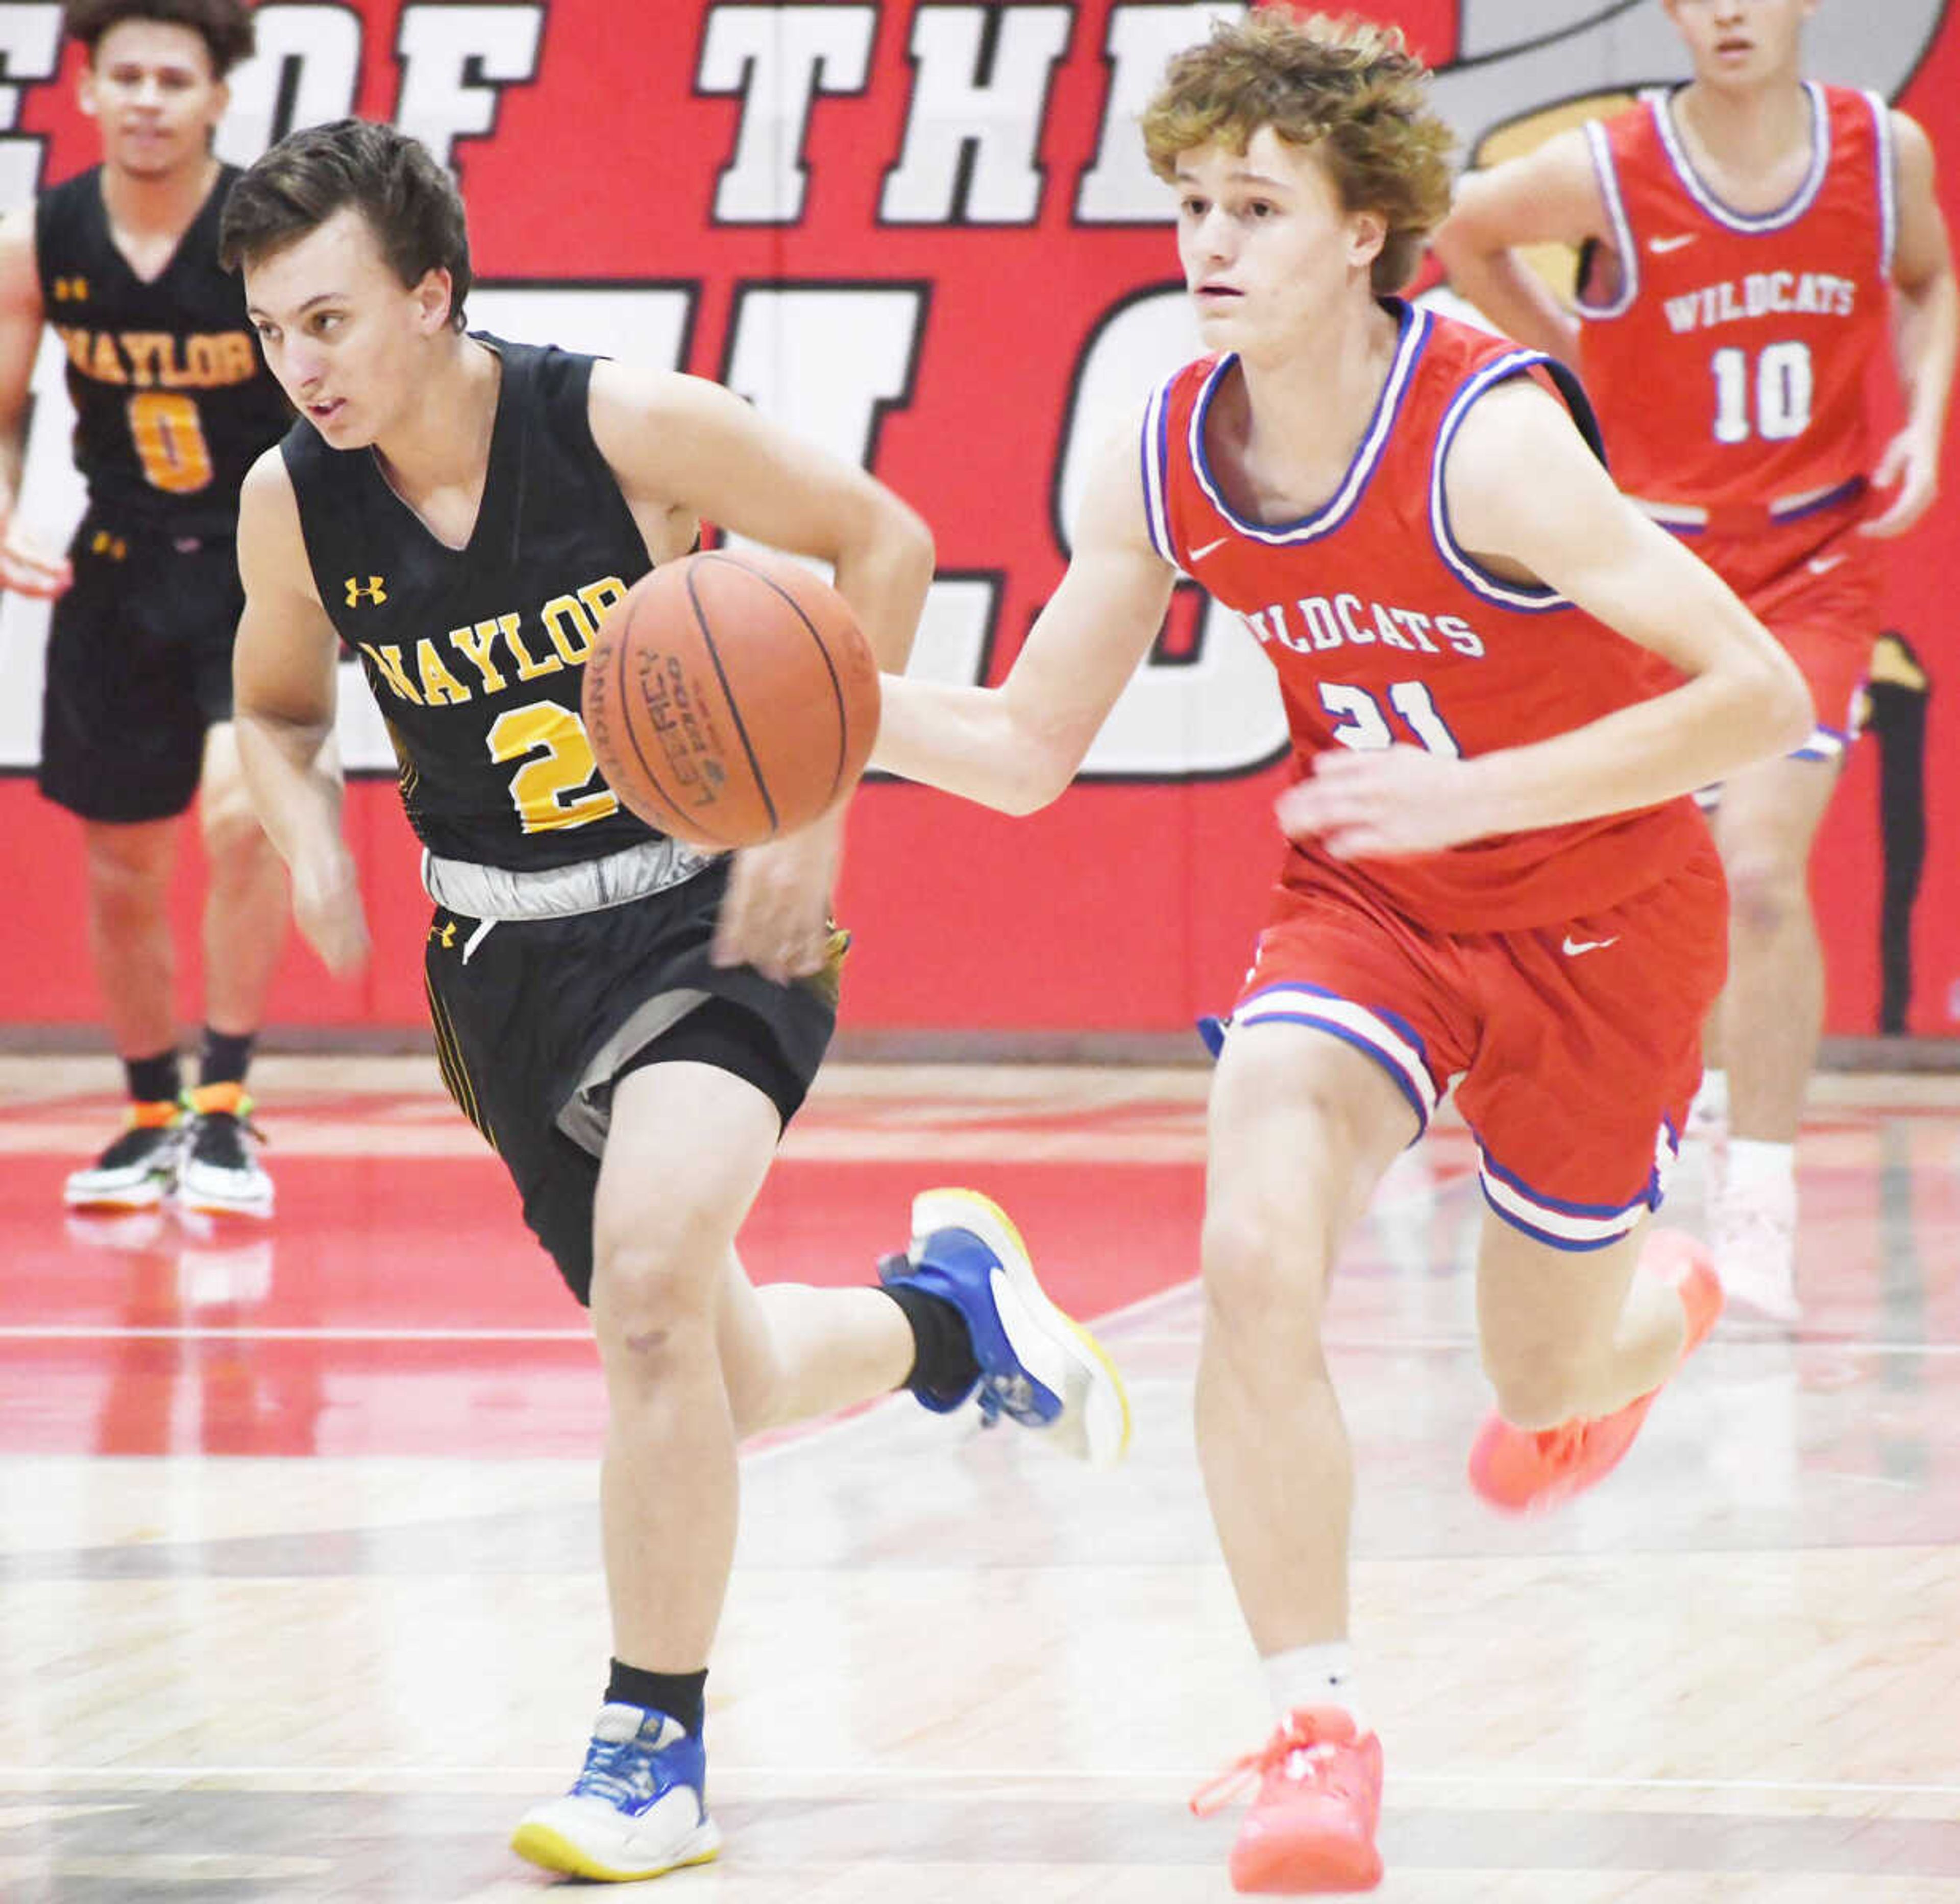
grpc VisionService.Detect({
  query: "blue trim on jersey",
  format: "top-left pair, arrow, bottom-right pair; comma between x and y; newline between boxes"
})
1576,119 -> 1640,320
1429,354 -> 1573,612
1652,81 -> 1831,233
1187,302 -> 1429,546
1652,473 -> 1866,537
1139,376 -> 1176,564
1772,475 -> 1868,524
1869,90 -> 1898,279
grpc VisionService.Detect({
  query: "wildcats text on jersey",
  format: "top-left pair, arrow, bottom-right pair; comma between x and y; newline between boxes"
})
355,575 -> 627,708
1242,593 -> 1487,660
1662,271 -> 1859,334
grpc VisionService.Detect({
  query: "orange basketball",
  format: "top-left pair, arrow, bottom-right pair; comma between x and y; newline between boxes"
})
582,548 -> 881,851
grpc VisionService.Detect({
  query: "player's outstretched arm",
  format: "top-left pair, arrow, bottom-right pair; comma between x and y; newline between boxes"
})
587,361 -> 934,677
1280,379 -> 1812,860
0,207 -> 69,599
871,418 -> 1175,815
1864,111 -> 1957,539
233,448 -> 369,977
1428,129 -> 1604,364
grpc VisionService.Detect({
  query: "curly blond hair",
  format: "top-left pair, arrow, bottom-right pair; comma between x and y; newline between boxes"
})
1140,9 -> 1455,294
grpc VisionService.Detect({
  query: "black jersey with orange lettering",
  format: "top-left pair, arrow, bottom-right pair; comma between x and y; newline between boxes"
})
281,335 -> 668,871
35,164 -> 291,538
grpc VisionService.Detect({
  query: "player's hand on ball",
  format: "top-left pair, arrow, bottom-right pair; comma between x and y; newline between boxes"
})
1277,746 -> 1496,858
291,845 -> 372,978
713,816 -> 841,983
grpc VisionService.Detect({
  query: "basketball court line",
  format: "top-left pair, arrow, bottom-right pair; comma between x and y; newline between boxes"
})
3,1763 -> 1953,1801
3,1325 -> 1954,1355
0,1262 -> 1213,1349
0,1325 -> 597,1342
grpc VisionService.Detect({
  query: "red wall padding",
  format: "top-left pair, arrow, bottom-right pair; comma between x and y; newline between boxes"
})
3,1 -> 1956,1038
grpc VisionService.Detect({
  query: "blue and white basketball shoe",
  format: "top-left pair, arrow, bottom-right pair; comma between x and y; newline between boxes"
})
510,1703 -> 720,1882
884,1187 -> 1132,1467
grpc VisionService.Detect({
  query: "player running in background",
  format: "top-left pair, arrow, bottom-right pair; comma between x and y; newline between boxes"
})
0,0 -> 296,1218
1432,0 -> 1957,1321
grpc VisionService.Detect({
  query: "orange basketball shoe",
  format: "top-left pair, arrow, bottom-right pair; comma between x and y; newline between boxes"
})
1468,1228 -> 1723,1514
1191,1707 -> 1384,1894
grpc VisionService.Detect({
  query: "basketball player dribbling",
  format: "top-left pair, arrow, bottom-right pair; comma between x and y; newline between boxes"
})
870,12 -> 1812,1893
1433,0 -> 1957,1322
219,119 -> 1130,1884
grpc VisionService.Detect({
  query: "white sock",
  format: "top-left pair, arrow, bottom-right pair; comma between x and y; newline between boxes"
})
1725,1138 -> 1796,1217
1262,1643 -> 1365,1734
1693,1067 -> 1728,1121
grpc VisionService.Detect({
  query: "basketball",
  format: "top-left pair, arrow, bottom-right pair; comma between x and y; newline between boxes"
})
581,548 -> 881,851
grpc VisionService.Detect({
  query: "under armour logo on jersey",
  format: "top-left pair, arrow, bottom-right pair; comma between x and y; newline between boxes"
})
344,575 -> 388,607
52,276 -> 88,301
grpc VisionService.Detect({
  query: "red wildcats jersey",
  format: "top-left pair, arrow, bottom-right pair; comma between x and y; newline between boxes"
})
1577,83 -> 1894,522
1140,303 -> 1707,933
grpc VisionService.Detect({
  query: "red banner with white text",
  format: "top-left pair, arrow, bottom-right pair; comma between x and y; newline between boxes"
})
1,0 -> 1955,1040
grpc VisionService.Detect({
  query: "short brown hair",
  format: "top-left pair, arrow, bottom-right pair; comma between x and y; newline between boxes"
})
64,0 -> 255,78
218,118 -> 473,331
1140,9 -> 1454,294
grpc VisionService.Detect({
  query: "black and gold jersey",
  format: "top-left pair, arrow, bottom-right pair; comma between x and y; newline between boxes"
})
35,164 -> 291,537
282,335 -> 666,870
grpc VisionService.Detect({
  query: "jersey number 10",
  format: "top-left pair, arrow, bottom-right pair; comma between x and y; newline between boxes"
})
1711,340 -> 1815,445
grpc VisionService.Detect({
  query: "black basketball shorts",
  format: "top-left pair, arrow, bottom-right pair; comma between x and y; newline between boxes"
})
38,516 -> 244,824
422,857 -> 841,1304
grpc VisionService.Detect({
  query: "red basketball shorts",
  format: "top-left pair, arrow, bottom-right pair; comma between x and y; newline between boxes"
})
1232,844 -> 1728,1251
1689,499 -> 1882,765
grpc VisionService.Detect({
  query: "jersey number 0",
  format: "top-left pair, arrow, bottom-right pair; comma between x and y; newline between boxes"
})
126,390 -> 214,493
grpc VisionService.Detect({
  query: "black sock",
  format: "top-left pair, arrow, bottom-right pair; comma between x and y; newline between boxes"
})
199,1027 -> 256,1091
879,1269 -> 982,1406
606,1661 -> 707,1736
124,1049 -> 181,1107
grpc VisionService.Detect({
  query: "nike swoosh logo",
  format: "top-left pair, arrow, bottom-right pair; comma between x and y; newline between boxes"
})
1807,553 -> 1846,575
1649,233 -> 1698,254
1188,536 -> 1230,562
1561,934 -> 1620,956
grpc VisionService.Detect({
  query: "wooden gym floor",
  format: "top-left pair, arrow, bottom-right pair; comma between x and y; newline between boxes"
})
1,1055 -> 1956,1901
